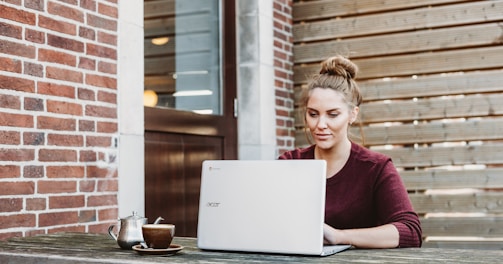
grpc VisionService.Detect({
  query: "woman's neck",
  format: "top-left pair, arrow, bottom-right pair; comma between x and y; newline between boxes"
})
315,139 -> 352,178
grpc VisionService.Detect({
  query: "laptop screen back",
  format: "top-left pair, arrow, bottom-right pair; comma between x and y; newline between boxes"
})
197,159 -> 328,255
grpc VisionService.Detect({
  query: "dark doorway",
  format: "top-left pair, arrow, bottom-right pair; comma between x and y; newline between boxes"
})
144,0 -> 237,237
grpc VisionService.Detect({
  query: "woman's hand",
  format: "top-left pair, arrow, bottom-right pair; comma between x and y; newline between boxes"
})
323,223 -> 400,248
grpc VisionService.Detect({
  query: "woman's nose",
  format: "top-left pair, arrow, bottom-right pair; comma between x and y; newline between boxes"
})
317,116 -> 328,129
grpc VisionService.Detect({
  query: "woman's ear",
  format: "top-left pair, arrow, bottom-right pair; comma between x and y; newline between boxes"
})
350,106 -> 359,124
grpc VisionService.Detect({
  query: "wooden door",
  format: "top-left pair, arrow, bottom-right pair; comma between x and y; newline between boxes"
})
144,0 -> 237,237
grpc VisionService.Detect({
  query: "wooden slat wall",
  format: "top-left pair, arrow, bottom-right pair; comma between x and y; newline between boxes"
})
292,0 -> 503,249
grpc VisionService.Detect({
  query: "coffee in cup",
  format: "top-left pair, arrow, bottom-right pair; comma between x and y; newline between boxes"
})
142,224 -> 175,249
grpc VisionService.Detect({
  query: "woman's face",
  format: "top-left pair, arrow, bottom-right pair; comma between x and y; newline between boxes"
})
305,88 -> 358,150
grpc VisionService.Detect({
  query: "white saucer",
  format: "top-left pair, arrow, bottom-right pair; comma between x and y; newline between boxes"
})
132,244 -> 184,256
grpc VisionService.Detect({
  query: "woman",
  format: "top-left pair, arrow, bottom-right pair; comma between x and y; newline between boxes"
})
279,55 -> 422,248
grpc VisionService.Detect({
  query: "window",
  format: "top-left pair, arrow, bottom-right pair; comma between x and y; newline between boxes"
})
144,0 -> 222,115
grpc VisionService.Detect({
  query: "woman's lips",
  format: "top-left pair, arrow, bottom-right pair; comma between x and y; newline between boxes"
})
314,133 -> 332,140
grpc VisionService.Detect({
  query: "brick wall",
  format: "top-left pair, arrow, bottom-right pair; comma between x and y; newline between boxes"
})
273,0 -> 295,155
0,0 -> 119,240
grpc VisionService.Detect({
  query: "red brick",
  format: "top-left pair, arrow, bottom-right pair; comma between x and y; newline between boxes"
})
86,43 -> 117,60
79,179 -> 96,192
0,112 -> 33,127
37,116 -> 76,131
0,231 -> 23,241
49,195 -> 85,209
80,150 -> 97,162
47,100 -> 82,116
97,121 -> 117,133
78,57 -> 96,70
47,34 -> 84,52
0,75 -> 35,92
48,225 -> 86,234
0,149 -> 35,162
97,90 -> 116,104
38,15 -> 77,35
38,180 -> 77,194
0,214 -> 36,229
23,132 -> 45,145
78,87 -> 95,100
48,1 -> 84,23
0,5 -> 36,25
23,165 -> 44,178
80,0 -> 96,11
26,197 -> 47,211
25,28 -> 45,43
25,0 -> 45,11
97,31 -> 117,46
79,209 -> 97,223
0,21 -> 22,39
24,97 -> 44,111
0,165 -> 20,178
24,229 -> 46,237
47,133 -> 84,147
0,93 -> 21,109
39,149 -> 77,162
79,119 -> 95,132
98,3 -> 118,18
0,198 -> 23,212
97,61 -> 116,74
86,136 -> 112,147
87,165 -> 114,178
0,181 -> 35,195
0,39 -> 36,58
2,0 -> 20,4
98,207 -> 118,221
24,61 -> 44,77
47,165 -> 85,178
46,66 -> 83,83
87,13 -> 117,31
39,48 -> 77,66
85,105 -> 116,118
39,211 -> 78,227
0,57 -> 22,73
88,222 -> 112,234
97,179 -> 118,192
87,194 -> 117,207
38,82 -> 75,99
0,130 -> 20,144
79,26 -> 96,40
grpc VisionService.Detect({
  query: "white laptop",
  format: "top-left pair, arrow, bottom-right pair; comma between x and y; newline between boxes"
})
197,160 -> 351,256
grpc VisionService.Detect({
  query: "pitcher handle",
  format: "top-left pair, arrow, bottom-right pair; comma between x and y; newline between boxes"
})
108,225 -> 117,241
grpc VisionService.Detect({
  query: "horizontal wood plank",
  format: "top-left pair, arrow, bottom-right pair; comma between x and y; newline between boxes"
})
410,192 -> 503,214
421,216 -> 503,237
376,144 -> 503,168
293,1 -> 503,42
352,118 -> 503,146
294,23 -> 503,63
359,93 -> 503,124
293,0 -> 473,22
401,168 -> 503,190
294,46 -> 503,81
294,93 -> 503,125
294,69 -> 503,104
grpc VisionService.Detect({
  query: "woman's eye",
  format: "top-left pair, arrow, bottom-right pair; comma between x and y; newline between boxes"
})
307,112 -> 318,117
328,113 -> 339,118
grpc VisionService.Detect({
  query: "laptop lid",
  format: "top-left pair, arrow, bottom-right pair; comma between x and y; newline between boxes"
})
197,160 -> 350,256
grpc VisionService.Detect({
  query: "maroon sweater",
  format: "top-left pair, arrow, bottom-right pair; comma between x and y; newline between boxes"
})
279,143 -> 422,248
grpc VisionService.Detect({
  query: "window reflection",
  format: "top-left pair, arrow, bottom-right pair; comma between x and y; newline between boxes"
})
144,0 -> 222,115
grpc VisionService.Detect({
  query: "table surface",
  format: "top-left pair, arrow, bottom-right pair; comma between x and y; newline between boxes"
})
0,232 -> 502,263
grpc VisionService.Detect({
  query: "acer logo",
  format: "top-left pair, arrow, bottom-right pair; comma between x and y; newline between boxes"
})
206,202 -> 220,207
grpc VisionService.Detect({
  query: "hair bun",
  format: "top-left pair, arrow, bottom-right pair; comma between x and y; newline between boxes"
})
319,55 -> 358,79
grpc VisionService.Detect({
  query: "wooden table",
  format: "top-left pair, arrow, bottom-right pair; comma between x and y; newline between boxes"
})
0,232 -> 502,263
